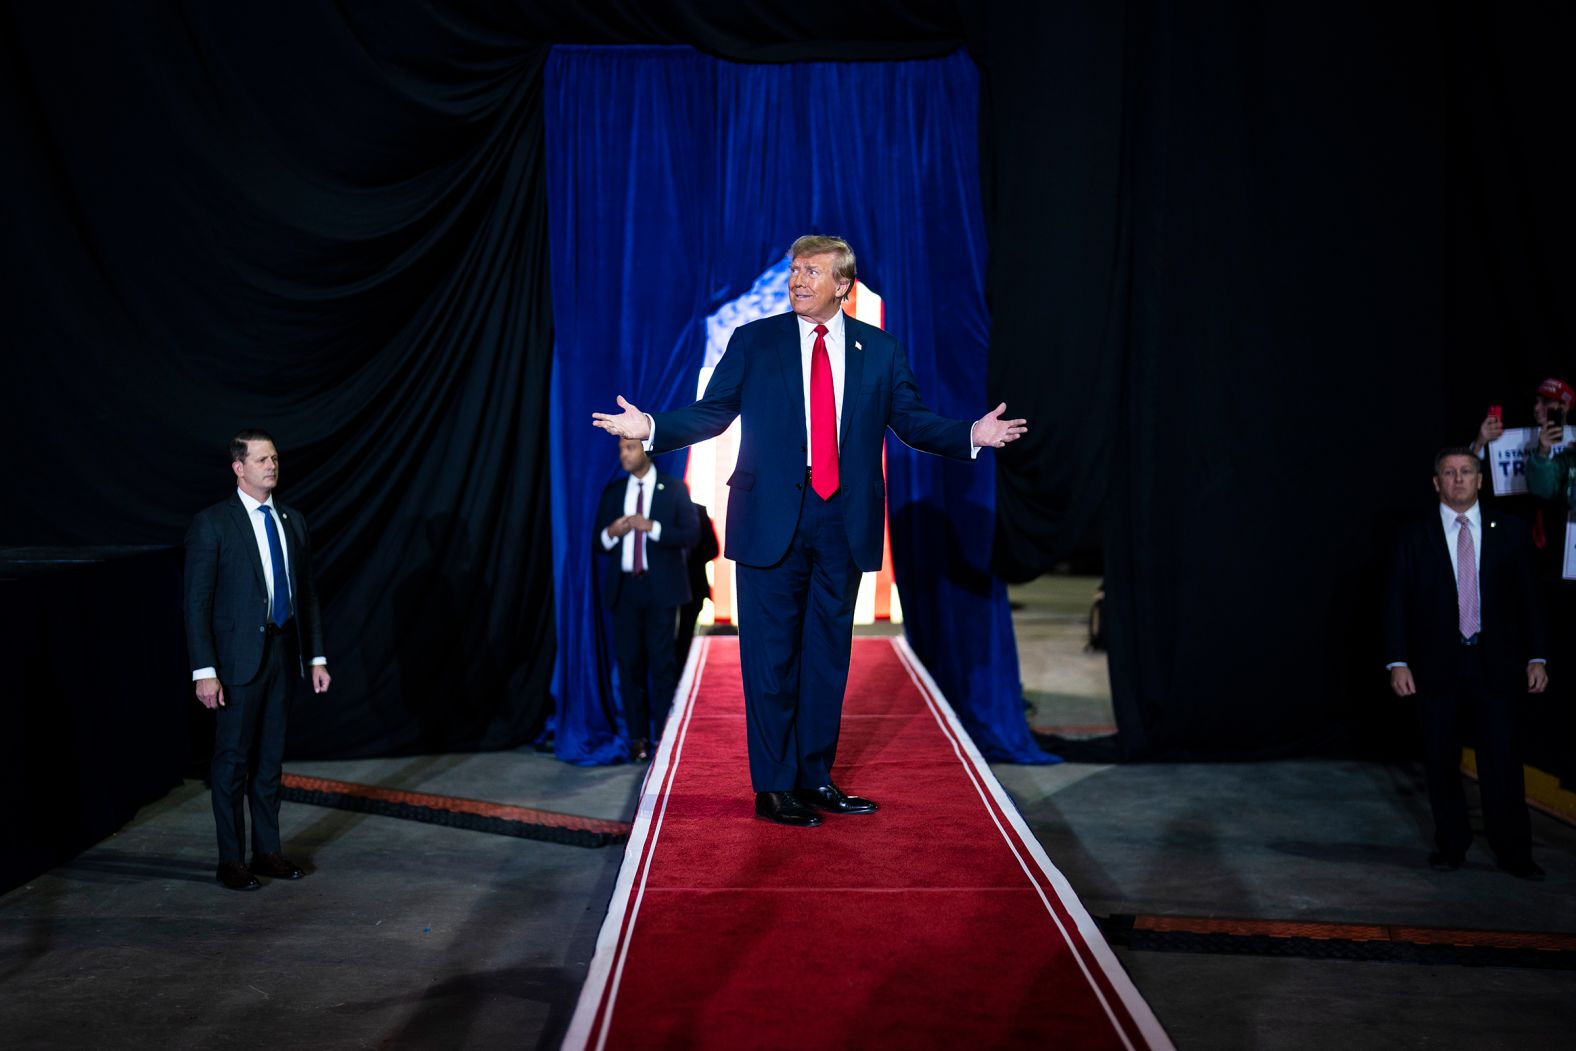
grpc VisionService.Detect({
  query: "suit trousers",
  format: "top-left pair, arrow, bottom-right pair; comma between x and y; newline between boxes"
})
1418,644 -> 1532,863
212,628 -> 294,863
612,574 -> 678,744
736,484 -> 863,792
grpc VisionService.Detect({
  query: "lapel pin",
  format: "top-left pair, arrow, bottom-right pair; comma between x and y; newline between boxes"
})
657,483 -> 665,490
855,341 -> 863,350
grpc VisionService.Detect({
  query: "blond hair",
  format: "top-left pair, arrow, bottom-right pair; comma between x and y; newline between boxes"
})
789,235 -> 856,290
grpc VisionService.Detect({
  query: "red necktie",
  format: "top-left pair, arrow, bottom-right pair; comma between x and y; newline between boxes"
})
633,483 -> 646,574
810,323 -> 839,499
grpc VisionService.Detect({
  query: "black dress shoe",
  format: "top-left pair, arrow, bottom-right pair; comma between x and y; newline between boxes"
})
1498,857 -> 1546,881
632,739 -> 652,762
250,852 -> 305,880
217,862 -> 261,891
755,791 -> 822,827
796,783 -> 879,815
1427,851 -> 1463,872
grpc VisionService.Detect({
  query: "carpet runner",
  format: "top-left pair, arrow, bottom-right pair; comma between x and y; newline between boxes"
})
564,636 -> 1171,1050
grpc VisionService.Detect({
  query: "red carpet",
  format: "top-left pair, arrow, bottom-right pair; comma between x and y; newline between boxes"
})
565,637 -> 1171,1050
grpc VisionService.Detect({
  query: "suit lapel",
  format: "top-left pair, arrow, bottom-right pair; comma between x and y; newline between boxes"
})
279,503 -> 301,604
839,314 -> 864,451
776,313 -> 808,448
227,493 -> 269,594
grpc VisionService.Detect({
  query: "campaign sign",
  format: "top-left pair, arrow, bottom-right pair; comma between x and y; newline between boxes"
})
1485,426 -> 1574,496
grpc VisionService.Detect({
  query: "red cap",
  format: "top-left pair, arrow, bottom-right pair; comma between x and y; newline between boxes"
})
1537,377 -> 1575,407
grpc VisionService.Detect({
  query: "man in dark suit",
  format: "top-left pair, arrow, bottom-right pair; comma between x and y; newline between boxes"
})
185,430 -> 329,890
1385,446 -> 1548,879
675,503 -> 721,670
597,438 -> 700,760
593,235 -> 1026,826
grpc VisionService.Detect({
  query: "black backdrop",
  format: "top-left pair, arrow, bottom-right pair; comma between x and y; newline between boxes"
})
3,2 -> 1571,762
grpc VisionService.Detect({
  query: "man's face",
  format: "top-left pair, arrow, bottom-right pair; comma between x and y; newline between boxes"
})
233,440 -> 279,496
1533,396 -> 1564,424
1433,455 -> 1482,509
788,252 -> 850,324
619,438 -> 649,476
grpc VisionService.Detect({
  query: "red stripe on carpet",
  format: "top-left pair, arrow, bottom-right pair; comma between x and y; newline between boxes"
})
565,637 -> 1172,1050
276,773 -> 633,837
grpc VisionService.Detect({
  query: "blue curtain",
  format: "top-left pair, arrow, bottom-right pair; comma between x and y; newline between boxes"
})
545,45 -> 1055,765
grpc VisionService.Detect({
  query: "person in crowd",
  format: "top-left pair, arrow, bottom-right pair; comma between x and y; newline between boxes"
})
1384,447 -> 1547,879
1526,377 -> 1576,507
184,430 -> 330,891
592,234 -> 1026,826
675,503 -> 721,669
1468,376 -> 1573,460
596,438 -> 699,761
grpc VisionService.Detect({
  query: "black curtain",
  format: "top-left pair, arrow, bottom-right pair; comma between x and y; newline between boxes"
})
1,3 -> 561,756
5,1 -> 1570,762
972,0 -> 1574,757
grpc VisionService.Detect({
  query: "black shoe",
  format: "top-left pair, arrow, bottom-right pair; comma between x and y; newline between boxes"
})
755,791 -> 822,827
217,862 -> 261,891
250,852 -> 305,880
1498,857 -> 1546,881
632,739 -> 652,763
796,783 -> 879,815
1427,851 -> 1464,872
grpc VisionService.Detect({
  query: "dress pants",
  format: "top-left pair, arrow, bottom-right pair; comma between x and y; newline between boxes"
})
736,484 -> 863,792
612,574 -> 678,743
212,628 -> 295,864
1418,643 -> 1532,864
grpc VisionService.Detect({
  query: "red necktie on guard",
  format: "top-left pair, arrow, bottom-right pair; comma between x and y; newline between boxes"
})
633,483 -> 646,574
810,323 -> 839,499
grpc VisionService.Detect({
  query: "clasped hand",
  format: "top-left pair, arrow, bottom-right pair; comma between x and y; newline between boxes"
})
607,514 -> 653,538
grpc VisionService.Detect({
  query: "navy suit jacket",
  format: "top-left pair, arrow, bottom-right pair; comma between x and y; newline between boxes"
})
596,472 -> 700,609
184,492 -> 326,687
651,311 -> 973,571
1383,506 -> 1545,693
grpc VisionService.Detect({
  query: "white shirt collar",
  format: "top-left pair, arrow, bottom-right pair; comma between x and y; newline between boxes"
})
1439,500 -> 1480,528
237,488 -> 277,514
628,467 -> 657,488
797,310 -> 845,342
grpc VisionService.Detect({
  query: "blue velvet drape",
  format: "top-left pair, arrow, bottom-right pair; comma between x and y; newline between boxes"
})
545,46 -> 1054,765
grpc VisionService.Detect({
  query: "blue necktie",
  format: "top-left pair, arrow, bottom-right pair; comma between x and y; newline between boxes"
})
260,506 -> 291,627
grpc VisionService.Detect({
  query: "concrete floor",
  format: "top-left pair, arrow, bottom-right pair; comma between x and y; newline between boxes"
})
2,575 -> 1573,1048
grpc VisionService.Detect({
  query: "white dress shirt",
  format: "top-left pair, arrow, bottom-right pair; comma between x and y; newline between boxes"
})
1440,500 -> 1482,593
797,311 -> 847,462
600,468 -> 663,570
192,488 -> 326,680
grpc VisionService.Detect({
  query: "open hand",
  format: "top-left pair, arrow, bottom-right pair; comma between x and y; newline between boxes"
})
972,403 -> 1028,448
592,395 -> 651,441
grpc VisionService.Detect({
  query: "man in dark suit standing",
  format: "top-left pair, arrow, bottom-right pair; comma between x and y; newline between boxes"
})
593,235 -> 1026,826
1385,447 -> 1548,878
597,438 -> 700,760
185,430 -> 329,891
675,503 -> 721,670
